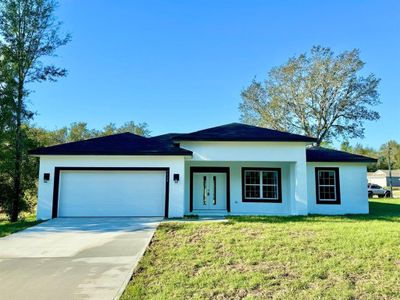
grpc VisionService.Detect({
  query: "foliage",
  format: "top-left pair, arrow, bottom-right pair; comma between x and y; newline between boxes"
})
0,122 -> 42,216
101,121 -> 150,138
122,199 -> 400,300
340,141 -> 379,171
240,46 -> 381,145
0,212 -> 40,237
379,140 -> 400,170
0,121 -> 151,217
0,0 -> 70,221
30,121 -> 151,147
341,140 -> 400,171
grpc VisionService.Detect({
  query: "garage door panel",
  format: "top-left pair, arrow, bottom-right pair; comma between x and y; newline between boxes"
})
58,170 -> 166,217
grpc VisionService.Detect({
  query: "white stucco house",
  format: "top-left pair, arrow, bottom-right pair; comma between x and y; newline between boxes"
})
30,123 -> 376,220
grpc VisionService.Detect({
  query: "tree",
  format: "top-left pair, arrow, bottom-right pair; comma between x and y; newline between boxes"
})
240,46 -> 381,145
0,120 -> 151,214
0,50 -> 17,214
379,141 -> 400,170
340,141 -> 378,171
102,121 -> 150,137
67,122 -> 97,142
28,121 -> 151,147
379,141 -> 399,195
0,0 -> 70,221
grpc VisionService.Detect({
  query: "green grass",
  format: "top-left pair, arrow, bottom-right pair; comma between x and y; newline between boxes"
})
122,199 -> 400,300
0,213 -> 41,238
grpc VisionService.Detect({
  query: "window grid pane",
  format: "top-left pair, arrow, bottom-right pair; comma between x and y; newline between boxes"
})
245,184 -> 260,198
318,170 -> 336,201
245,171 -> 260,185
262,184 -> 278,199
262,171 -> 277,185
245,170 -> 279,200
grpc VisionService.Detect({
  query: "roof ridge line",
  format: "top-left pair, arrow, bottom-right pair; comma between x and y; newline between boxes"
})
32,132 -> 147,151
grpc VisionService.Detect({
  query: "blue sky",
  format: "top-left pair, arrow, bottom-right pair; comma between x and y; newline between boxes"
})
29,0 -> 399,149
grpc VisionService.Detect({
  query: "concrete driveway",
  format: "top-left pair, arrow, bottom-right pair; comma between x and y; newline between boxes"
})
0,217 -> 161,300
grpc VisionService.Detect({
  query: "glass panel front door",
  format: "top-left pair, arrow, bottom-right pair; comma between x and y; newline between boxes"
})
193,172 -> 227,210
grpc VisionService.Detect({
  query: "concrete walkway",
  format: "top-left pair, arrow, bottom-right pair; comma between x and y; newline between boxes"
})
0,217 -> 161,300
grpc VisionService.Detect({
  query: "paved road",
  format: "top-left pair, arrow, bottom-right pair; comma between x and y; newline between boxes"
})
0,217 -> 161,300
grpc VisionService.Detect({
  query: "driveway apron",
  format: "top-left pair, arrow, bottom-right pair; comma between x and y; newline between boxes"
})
0,217 -> 161,300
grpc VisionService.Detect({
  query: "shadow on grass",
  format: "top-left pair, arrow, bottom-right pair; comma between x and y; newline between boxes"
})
227,200 -> 400,224
0,217 -> 42,238
369,201 -> 400,216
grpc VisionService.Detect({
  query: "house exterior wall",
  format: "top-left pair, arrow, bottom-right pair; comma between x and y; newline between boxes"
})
36,155 -> 185,220
180,141 -> 308,215
35,144 -> 371,219
184,161 -> 293,215
306,162 -> 369,214
179,141 -> 307,162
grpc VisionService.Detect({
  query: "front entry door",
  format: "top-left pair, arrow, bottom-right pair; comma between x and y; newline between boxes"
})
193,173 -> 227,210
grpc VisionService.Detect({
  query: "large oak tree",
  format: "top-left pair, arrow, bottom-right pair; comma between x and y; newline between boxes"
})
240,46 -> 381,145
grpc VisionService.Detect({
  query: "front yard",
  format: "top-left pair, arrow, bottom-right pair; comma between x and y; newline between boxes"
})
122,199 -> 400,300
0,213 -> 41,238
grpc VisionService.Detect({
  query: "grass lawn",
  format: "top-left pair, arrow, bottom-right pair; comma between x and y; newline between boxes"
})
0,213 -> 41,238
122,199 -> 400,300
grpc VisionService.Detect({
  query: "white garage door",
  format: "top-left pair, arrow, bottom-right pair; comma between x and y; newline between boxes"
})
57,170 -> 166,217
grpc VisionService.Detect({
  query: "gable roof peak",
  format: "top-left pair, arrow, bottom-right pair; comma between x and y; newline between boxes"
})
173,122 -> 317,142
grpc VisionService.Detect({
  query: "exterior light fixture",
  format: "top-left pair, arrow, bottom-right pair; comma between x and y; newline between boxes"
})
43,173 -> 50,183
173,173 -> 180,183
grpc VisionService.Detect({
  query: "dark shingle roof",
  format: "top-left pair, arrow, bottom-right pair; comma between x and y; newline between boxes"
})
149,133 -> 183,142
306,146 -> 377,163
29,132 -> 193,156
30,124 -> 376,163
173,123 -> 316,142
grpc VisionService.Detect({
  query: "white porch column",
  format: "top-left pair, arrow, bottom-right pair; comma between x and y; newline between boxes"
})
168,159 -> 186,218
290,160 -> 308,215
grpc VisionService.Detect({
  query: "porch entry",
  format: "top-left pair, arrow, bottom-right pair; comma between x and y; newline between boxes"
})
190,167 -> 230,213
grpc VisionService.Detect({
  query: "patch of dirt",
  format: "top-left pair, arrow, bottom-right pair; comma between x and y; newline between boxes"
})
159,222 -> 185,234
210,286 -> 277,300
238,227 -> 263,238
208,289 -> 248,300
187,231 -> 205,243
395,260 -> 400,267
225,261 -> 298,279
289,230 -> 316,239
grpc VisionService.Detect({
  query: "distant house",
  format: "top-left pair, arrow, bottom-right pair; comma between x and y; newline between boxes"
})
368,170 -> 400,187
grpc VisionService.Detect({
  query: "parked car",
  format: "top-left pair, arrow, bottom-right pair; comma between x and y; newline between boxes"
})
368,183 -> 391,198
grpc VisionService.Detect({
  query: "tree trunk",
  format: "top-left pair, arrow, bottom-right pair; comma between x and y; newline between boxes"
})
388,145 -> 393,197
315,136 -> 323,146
10,80 -> 23,222
316,129 -> 328,146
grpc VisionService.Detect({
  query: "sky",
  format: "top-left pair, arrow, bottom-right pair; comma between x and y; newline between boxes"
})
29,0 -> 400,149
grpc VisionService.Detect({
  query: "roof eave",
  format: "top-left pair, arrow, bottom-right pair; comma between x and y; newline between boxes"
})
28,151 -> 193,156
307,159 -> 377,163
173,138 -> 316,142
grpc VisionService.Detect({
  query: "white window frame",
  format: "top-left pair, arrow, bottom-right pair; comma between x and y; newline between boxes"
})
242,169 -> 281,202
317,170 -> 337,201
315,167 -> 341,205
